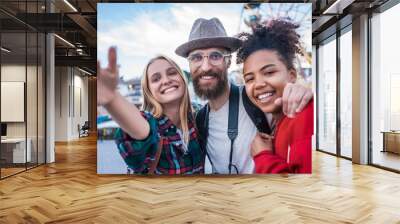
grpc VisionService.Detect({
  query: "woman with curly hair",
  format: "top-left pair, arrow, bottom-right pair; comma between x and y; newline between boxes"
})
236,19 -> 313,174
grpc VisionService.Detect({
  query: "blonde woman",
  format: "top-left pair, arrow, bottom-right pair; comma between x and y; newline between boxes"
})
98,47 -> 204,174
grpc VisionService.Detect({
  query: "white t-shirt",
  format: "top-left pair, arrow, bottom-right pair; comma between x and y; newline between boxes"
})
205,86 -> 258,174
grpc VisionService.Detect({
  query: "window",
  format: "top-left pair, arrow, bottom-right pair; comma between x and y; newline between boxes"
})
317,36 -> 337,155
0,1 -> 47,179
371,3 -> 400,171
339,28 -> 352,158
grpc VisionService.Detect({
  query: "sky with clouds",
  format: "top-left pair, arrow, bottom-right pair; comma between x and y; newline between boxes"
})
97,3 -> 311,81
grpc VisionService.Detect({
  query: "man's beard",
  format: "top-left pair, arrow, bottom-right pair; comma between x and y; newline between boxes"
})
192,71 -> 228,100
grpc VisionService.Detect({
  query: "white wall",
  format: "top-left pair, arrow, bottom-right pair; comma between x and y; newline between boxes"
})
1,82 -> 25,122
54,67 -> 89,141
1,65 -> 26,81
1,65 -> 26,143
55,67 -> 68,141
72,73 -> 89,138
1,64 -> 46,164
1,65 -> 35,138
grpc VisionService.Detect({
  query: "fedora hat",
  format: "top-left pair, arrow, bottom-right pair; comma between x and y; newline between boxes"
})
175,18 -> 242,57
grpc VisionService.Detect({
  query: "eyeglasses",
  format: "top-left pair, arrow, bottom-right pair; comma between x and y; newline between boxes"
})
187,51 -> 230,67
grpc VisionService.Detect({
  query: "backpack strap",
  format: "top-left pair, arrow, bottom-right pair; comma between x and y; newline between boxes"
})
227,84 -> 239,174
195,104 -> 208,151
195,103 -> 210,168
196,84 -> 263,174
241,88 -> 272,135
194,84 -> 242,174
148,137 -> 163,175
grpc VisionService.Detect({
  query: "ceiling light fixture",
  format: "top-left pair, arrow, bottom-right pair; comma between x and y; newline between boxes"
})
323,0 -> 354,15
54,34 -> 75,48
63,0 -> 78,12
1,47 -> 11,53
76,48 -> 84,55
78,67 -> 93,76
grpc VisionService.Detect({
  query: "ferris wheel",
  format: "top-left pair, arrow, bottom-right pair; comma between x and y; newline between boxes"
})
239,3 -> 312,34
238,3 -> 312,82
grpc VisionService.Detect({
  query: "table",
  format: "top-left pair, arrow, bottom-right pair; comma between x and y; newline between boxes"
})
381,131 -> 400,154
1,138 -> 31,163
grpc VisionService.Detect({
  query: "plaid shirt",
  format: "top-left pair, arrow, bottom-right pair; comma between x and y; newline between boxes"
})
115,111 -> 205,174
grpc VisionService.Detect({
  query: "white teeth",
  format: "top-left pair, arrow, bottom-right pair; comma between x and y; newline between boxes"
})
201,76 -> 214,80
163,86 -> 177,94
257,92 -> 273,100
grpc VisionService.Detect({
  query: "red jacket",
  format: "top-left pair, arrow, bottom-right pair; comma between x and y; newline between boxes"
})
254,100 -> 313,174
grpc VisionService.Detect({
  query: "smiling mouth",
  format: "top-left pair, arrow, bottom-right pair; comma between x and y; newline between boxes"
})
255,91 -> 275,103
161,86 -> 178,94
200,75 -> 216,81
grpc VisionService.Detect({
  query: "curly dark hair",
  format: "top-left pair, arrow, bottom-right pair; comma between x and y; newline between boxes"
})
236,19 -> 303,69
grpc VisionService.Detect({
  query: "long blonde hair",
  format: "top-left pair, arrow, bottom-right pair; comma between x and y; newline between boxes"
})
141,55 -> 193,145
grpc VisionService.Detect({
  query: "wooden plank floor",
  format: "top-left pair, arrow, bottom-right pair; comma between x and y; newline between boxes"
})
1,167 -> 26,178
1,135 -> 400,224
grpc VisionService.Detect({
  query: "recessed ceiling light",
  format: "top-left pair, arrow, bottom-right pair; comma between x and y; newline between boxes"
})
63,0 -> 78,12
1,47 -> 11,53
78,67 -> 93,76
54,34 -> 75,48
322,0 -> 354,15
